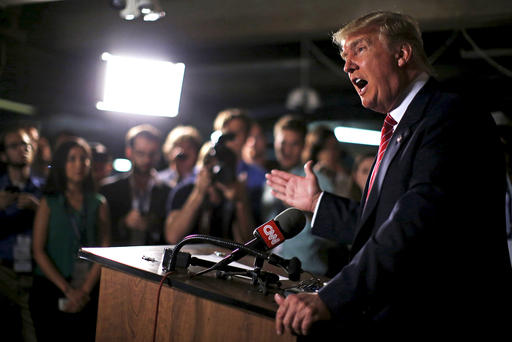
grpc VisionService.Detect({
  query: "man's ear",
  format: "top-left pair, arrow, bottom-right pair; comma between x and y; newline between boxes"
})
397,43 -> 413,67
0,152 -> 6,164
125,146 -> 132,159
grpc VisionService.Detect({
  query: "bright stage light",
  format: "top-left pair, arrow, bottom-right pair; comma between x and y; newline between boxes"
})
97,53 -> 185,117
113,158 -> 132,172
334,126 -> 380,146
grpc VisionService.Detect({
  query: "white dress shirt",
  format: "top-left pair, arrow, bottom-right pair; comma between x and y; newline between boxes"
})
311,72 -> 430,226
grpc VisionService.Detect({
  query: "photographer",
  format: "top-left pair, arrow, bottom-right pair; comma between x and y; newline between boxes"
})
164,141 -> 254,244
158,125 -> 202,189
213,108 -> 266,223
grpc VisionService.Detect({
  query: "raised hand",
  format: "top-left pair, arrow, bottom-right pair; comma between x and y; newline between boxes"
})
265,161 -> 322,213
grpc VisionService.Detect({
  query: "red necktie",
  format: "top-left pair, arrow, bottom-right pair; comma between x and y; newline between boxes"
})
366,114 -> 397,200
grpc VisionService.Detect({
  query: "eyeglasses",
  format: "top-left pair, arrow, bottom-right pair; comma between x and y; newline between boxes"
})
6,141 -> 31,150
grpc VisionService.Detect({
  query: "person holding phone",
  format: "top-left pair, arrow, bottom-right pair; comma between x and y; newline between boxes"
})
30,137 -> 110,342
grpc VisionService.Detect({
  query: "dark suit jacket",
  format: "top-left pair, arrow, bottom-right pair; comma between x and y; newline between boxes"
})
312,79 -> 512,336
100,173 -> 170,246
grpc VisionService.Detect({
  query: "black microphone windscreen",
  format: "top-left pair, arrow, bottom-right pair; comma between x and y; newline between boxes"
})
287,257 -> 302,281
274,207 -> 306,239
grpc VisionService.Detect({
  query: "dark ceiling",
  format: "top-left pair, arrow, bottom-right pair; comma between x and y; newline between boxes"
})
1,0 -> 512,158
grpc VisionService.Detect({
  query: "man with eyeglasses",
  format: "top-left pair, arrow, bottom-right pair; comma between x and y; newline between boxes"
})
0,123 -> 44,341
100,124 -> 170,246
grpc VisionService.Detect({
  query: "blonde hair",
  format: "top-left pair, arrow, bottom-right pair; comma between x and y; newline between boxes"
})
332,11 -> 434,75
162,125 -> 202,160
213,108 -> 252,136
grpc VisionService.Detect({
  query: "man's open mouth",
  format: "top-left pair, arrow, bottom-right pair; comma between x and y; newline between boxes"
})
353,78 -> 368,90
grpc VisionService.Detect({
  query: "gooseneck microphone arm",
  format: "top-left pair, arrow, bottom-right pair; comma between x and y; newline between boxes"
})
167,234 -> 269,271
193,207 -> 307,275
206,239 -> 257,273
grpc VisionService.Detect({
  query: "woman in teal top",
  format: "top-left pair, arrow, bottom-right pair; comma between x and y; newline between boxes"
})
30,137 -> 110,342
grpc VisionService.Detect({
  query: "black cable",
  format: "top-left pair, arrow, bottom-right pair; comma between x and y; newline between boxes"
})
167,234 -> 269,272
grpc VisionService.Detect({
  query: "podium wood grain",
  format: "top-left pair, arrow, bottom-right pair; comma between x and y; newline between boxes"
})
96,267 -> 296,342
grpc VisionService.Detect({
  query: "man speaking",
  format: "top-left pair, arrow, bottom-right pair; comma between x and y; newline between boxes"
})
266,11 -> 512,338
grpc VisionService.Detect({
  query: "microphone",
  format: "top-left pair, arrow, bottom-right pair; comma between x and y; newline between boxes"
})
212,207 -> 306,270
267,254 -> 302,281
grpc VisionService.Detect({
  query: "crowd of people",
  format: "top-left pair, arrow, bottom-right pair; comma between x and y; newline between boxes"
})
0,108 -> 372,341
1,9 -> 512,341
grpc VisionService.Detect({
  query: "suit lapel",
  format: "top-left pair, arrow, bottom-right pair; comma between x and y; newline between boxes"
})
354,79 -> 438,249
360,127 -> 410,221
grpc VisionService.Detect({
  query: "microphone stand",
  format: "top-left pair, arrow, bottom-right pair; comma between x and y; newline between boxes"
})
163,234 -> 301,294
164,234 -> 268,272
215,267 -> 281,295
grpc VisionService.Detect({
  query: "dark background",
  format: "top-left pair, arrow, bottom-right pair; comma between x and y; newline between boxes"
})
1,0 -> 512,162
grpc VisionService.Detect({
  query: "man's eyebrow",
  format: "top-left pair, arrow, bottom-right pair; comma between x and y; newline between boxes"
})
340,37 -> 369,60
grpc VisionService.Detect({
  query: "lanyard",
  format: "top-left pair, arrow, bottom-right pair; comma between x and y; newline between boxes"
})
64,196 -> 88,247
130,175 -> 155,214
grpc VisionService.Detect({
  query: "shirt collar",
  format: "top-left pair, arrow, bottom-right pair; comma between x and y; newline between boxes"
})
389,72 -> 429,128
129,169 -> 158,193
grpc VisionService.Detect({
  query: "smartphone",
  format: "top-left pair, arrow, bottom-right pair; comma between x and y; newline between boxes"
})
58,298 -> 69,311
4,185 -> 20,193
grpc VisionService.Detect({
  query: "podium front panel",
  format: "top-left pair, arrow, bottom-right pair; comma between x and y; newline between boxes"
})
80,245 -> 298,341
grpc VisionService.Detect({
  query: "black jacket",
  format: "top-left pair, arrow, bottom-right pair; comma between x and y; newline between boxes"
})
100,173 -> 170,246
312,79 -> 512,336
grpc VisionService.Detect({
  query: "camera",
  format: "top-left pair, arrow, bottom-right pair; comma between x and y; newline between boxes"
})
206,132 -> 238,185
4,185 -> 20,193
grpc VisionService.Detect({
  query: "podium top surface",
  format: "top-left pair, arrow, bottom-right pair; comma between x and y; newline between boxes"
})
79,244 -> 304,318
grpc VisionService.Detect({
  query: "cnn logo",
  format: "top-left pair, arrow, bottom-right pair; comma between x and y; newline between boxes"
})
263,224 -> 281,245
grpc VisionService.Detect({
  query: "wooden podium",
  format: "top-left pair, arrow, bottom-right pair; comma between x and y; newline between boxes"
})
79,245 -> 298,342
